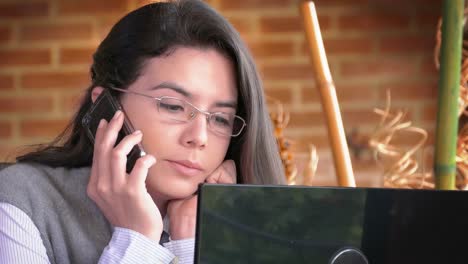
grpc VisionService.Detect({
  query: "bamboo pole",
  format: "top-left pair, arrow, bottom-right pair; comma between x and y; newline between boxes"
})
434,0 -> 464,190
300,1 -> 356,187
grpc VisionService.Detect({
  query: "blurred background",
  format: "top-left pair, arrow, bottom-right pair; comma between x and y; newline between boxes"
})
0,0 -> 442,186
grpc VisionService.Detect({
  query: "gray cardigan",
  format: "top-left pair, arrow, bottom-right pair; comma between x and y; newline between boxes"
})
0,163 -> 113,264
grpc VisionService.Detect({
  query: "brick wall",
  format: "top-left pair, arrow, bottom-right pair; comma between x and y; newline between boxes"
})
0,0 -> 443,186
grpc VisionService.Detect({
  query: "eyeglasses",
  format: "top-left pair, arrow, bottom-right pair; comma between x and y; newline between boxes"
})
110,87 -> 247,137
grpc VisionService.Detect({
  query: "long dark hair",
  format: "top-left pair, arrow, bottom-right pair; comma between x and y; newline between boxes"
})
17,0 -> 285,185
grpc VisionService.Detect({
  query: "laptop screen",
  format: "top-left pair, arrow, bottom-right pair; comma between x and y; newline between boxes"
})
195,184 -> 468,264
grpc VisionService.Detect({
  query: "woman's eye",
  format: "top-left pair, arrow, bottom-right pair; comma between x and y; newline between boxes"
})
160,102 -> 185,112
213,115 -> 231,127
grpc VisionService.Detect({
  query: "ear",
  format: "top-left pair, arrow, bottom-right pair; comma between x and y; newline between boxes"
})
91,86 -> 104,103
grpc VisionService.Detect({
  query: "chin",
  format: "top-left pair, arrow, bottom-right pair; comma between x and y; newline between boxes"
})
165,184 -> 200,200
148,174 -> 202,200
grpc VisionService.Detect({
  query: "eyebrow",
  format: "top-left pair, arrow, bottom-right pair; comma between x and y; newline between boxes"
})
149,81 -> 238,109
150,81 -> 191,97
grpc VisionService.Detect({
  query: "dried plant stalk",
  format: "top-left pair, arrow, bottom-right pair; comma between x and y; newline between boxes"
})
302,144 -> 319,186
369,92 -> 434,189
268,97 -> 297,184
456,123 -> 468,189
434,6 -> 468,189
300,1 -> 355,187
434,7 -> 468,118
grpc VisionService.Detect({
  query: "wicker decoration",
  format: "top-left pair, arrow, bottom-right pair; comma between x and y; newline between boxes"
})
302,144 -> 319,186
369,91 -> 434,189
268,97 -> 297,184
456,122 -> 468,189
268,97 -> 320,185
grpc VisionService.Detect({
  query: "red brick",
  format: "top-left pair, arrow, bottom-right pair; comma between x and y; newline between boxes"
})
0,97 -> 53,113
312,0 -> 369,6
133,0 -> 218,6
0,120 -> 12,138
301,86 -> 320,102
414,11 -> 441,30
96,16 -> 122,41
59,47 -> 95,65
219,0 -> 295,10
351,156 -> 381,172
371,0 -> 441,6
0,2 -> 49,19
260,15 -> 330,34
338,85 -> 376,102
338,13 -> 410,31
340,58 -> 419,78
262,63 -> 314,81
0,49 -> 51,68
291,134 -> 330,150
260,15 -> 302,34
58,0 -> 127,15
318,37 -> 374,55
289,110 -> 324,128
226,17 -> 255,35
60,93 -> 85,113
265,87 -> 293,104
21,72 -> 90,90
133,0 -> 157,8
20,119 -> 69,138
421,57 -> 439,76
379,35 -> 433,53
20,23 -> 93,42
0,25 -> 12,44
342,109 -> 384,127
422,102 -> 437,122
247,39 -> 295,59
302,84 -> 375,103
379,81 -> 438,100
0,74 -> 14,91
364,0 -> 441,12
0,145 -> 20,162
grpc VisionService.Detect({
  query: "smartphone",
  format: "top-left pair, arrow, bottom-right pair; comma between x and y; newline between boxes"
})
82,89 -> 146,173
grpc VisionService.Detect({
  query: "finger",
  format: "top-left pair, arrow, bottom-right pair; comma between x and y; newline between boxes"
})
100,110 -> 124,150
110,130 -> 143,188
128,154 -> 157,188
96,111 -> 124,196
206,160 -> 237,184
218,160 -> 237,184
88,119 -> 107,196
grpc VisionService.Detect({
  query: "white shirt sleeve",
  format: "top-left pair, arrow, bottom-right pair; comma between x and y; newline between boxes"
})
0,202 -> 50,264
99,227 -> 176,264
0,203 -> 194,264
164,238 -> 195,264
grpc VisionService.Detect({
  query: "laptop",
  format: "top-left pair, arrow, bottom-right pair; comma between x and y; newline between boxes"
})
195,184 -> 468,264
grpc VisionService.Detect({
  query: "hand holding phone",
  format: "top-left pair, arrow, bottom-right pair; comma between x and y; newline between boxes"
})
82,89 -> 146,173
84,89 -> 164,242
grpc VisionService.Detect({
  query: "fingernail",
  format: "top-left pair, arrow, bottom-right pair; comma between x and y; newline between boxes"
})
147,155 -> 157,166
98,119 -> 105,128
133,130 -> 142,135
113,110 -> 122,119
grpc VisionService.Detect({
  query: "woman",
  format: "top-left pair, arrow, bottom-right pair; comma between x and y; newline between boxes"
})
0,0 -> 286,263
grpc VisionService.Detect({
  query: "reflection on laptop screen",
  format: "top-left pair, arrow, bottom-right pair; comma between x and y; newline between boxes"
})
195,184 -> 468,264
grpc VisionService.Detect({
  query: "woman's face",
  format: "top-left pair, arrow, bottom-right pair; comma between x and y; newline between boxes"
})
120,47 -> 237,200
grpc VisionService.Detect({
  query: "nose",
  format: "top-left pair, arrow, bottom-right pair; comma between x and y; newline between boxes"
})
180,112 -> 208,149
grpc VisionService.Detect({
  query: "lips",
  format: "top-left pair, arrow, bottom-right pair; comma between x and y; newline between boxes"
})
167,159 -> 203,177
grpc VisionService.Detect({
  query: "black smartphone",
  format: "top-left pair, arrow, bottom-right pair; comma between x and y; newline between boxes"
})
82,89 -> 146,173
